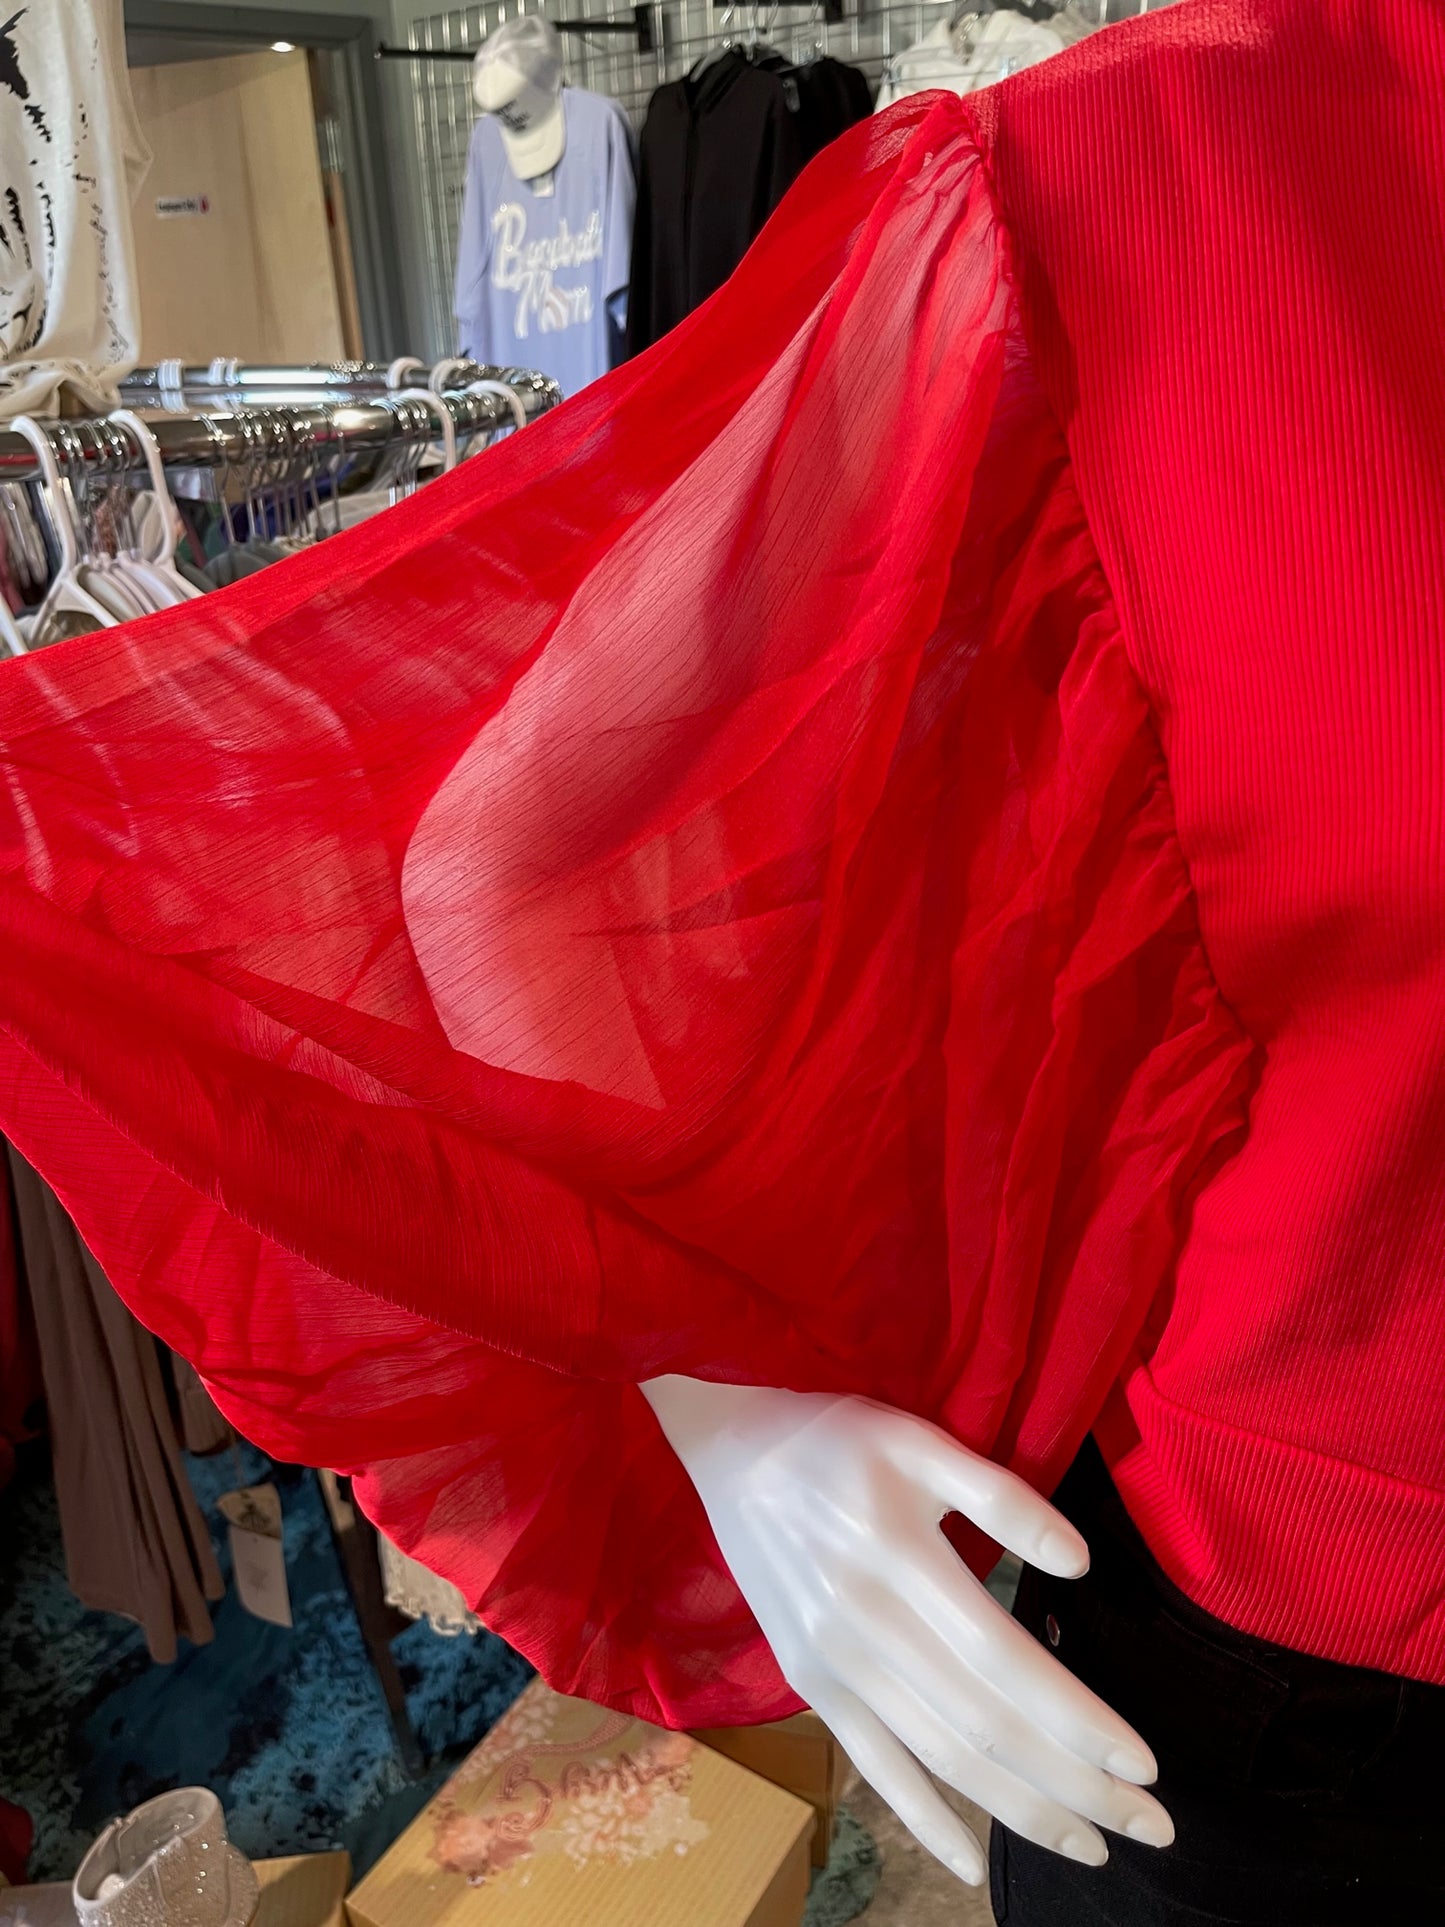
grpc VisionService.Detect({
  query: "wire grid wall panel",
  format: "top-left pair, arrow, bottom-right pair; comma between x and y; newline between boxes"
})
406,0 -> 1171,358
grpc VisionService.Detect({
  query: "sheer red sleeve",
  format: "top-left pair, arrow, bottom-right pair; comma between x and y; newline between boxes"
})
0,98 -> 1251,1723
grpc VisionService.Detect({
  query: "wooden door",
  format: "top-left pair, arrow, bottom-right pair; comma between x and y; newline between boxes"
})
129,49 -> 352,364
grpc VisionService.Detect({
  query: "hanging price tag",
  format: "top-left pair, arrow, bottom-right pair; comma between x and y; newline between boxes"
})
217,1482 -> 292,1628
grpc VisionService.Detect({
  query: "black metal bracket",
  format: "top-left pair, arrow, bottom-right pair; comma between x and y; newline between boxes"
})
711,0 -> 844,19
377,8 -> 657,60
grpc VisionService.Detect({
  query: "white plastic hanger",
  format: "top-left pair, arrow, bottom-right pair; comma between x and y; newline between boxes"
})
0,487 -> 35,655
394,387 -> 459,473
107,409 -> 206,605
47,417 -> 178,620
62,420 -> 166,620
463,378 -> 528,449
10,415 -> 119,644
0,594 -> 25,656
428,356 -> 473,395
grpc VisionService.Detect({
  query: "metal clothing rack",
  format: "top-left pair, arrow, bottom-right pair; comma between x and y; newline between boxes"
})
121,358 -> 558,410
710,0 -> 845,22
0,378 -> 559,487
378,8 -> 659,58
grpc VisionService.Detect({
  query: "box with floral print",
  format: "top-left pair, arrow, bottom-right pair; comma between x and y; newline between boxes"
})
344,1680 -> 813,1927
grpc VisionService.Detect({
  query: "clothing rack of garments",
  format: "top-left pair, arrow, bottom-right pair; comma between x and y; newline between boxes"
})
0,387 -> 555,488
0,370 -> 559,658
401,0 -> 1165,358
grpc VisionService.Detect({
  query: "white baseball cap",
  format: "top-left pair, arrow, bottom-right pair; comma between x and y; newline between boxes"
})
473,17 -> 566,181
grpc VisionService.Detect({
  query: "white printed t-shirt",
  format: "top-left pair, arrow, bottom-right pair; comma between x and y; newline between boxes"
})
0,0 -> 150,417
454,86 -> 635,399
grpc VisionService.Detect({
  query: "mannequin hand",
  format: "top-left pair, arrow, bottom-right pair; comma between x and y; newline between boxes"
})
640,1378 -> 1173,1886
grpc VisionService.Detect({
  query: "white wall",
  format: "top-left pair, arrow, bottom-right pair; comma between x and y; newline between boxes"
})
126,0 -> 446,355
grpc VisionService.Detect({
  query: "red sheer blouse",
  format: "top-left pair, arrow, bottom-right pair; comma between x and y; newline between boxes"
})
0,95 -> 1254,1721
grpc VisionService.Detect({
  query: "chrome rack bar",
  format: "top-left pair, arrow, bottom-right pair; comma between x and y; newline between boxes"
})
120,361 -> 557,407
0,388 -> 555,485
708,0 -> 844,18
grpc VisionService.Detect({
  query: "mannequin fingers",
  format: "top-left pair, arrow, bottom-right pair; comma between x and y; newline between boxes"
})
915,1434 -> 1089,1579
851,1610 -> 1174,1847
987,1712 -> 1174,1846
811,1683 -> 988,1886
878,1681 -> 1110,1867
914,1541 -> 1160,1784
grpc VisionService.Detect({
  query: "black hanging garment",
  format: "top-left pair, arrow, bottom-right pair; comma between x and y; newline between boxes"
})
626,50 -> 872,354
797,55 -> 873,151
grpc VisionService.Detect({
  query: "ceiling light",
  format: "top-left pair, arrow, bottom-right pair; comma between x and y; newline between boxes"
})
271,40 -> 295,54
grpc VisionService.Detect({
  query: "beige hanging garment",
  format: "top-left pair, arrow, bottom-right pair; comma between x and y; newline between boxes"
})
7,1145 -> 222,1660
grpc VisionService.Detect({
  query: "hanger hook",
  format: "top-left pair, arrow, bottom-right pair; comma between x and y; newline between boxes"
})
107,409 -> 183,566
10,415 -> 82,574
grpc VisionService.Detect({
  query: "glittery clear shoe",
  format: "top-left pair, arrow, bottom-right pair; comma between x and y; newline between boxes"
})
72,1789 -> 259,1927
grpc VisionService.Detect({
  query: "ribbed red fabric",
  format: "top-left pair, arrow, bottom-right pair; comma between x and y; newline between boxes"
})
971,0 -> 1445,1681
0,0 -> 1439,1717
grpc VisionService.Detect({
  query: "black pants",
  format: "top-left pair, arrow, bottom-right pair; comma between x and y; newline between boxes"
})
989,1438 -> 1445,1925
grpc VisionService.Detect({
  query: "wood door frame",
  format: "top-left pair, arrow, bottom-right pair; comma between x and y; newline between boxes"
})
124,2 -> 406,358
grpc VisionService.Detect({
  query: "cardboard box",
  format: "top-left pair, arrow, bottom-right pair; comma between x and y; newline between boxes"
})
0,1881 -> 72,1927
257,1854 -> 352,1927
0,1852 -> 351,1927
692,1712 -> 847,1869
345,1680 -> 814,1927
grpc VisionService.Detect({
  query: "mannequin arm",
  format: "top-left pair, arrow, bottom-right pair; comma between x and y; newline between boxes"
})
639,1376 -> 1173,1886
